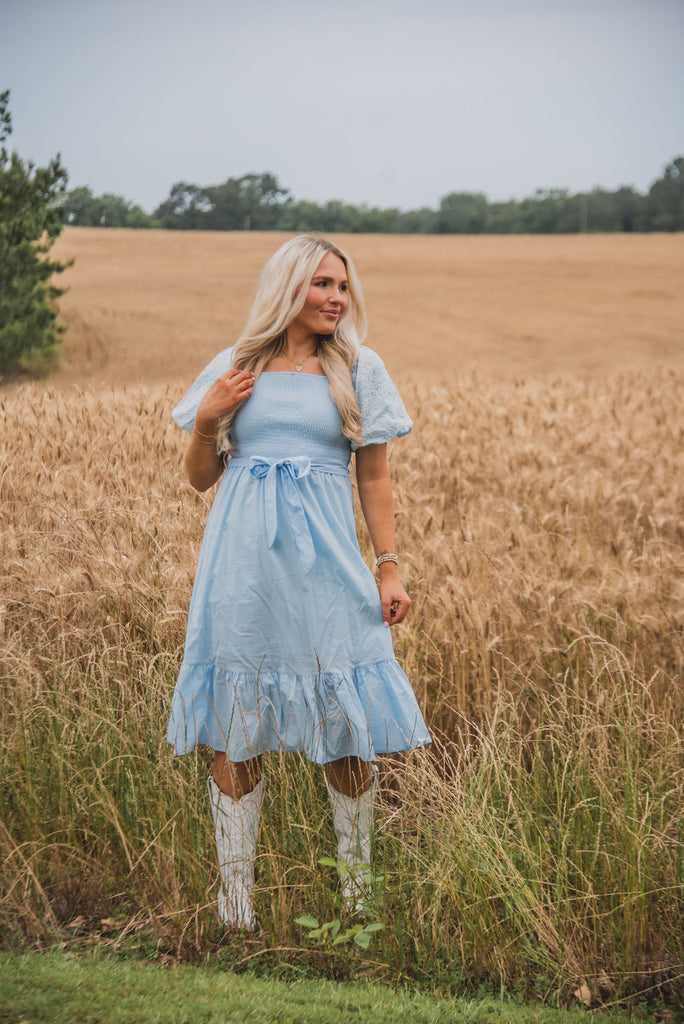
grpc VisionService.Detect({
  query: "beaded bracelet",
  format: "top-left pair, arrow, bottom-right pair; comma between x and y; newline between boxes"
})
375,553 -> 398,569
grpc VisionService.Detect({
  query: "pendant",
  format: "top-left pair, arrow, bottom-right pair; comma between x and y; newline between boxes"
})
295,363 -> 303,372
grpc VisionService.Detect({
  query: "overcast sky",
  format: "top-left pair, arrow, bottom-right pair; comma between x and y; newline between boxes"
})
2,0 -> 682,214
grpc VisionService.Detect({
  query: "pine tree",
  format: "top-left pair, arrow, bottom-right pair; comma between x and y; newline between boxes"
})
0,90 -> 69,377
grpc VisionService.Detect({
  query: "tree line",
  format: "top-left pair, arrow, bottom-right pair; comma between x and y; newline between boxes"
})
62,159 -> 684,234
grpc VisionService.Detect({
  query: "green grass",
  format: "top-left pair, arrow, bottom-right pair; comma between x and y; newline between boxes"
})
1,661 -> 682,1008
0,951 -> 642,1024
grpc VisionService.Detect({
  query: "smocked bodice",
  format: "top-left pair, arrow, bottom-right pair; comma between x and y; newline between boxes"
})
230,372 -> 351,466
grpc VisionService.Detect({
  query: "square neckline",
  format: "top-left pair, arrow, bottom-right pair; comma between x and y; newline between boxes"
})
259,371 -> 328,378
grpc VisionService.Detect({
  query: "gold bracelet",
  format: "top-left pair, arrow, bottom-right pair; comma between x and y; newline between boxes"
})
193,425 -> 217,445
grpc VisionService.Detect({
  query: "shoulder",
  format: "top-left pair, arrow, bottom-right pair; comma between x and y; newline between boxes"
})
353,345 -> 386,374
199,345 -> 235,377
352,345 -> 389,386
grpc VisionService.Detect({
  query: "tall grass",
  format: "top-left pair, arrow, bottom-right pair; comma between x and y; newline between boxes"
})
0,372 -> 681,1006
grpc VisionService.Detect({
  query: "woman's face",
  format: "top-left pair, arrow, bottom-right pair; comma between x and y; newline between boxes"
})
291,253 -> 349,339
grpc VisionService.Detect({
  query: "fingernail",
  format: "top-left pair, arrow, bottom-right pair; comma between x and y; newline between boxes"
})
383,621 -> 389,628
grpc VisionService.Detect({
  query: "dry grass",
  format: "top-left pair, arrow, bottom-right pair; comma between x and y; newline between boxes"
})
49,229 -> 684,385
0,231 -> 682,1005
1,370 -> 682,1003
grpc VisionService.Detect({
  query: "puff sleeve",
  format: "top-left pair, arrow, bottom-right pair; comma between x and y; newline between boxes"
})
351,346 -> 413,451
171,347 -> 235,432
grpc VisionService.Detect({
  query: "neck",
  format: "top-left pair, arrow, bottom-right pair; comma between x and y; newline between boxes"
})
284,325 -> 318,358
285,342 -> 318,360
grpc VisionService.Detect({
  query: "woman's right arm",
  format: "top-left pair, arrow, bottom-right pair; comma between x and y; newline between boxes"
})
185,368 -> 255,492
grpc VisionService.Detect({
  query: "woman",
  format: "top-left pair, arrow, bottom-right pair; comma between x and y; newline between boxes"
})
168,234 -> 431,929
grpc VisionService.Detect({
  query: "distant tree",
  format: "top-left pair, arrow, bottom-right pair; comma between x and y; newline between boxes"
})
124,203 -> 155,229
61,185 -> 97,225
513,189 -> 569,233
318,200 -> 365,233
647,157 -> 684,231
553,191 -> 584,233
0,90 -> 69,377
357,204 -> 402,233
436,192 -> 489,233
155,173 -> 290,231
575,187 -> 647,233
488,199 -> 522,234
62,186 -> 153,227
395,206 -> 437,233
277,199 -> 327,232
612,186 -> 646,232
153,181 -> 212,229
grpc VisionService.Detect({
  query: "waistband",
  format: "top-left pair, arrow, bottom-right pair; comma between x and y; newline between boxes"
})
226,455 -> 349,478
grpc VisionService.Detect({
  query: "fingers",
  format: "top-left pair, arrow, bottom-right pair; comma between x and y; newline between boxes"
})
196,370 -> 256,425
389,594 -> 411,625
221,369 -> 255,391
381,589 -> 411,627
222,368 -> 254,382
216,370 -> 255,407
235,374 -> 255,397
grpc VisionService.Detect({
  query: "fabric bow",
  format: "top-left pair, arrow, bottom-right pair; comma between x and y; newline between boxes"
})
249,456 -> 316,572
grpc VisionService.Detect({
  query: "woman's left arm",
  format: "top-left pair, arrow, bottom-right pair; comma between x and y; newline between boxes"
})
355,443 -> 411,626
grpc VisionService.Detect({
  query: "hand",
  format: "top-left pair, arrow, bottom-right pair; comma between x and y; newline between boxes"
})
195,369 -> 255,432
379,576 -> 411,627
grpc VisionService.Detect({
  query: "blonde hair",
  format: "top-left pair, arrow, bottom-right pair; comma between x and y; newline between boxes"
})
217,234 -> 366,452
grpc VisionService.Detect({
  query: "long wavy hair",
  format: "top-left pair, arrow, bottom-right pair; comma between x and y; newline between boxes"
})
216,234 -> 366,452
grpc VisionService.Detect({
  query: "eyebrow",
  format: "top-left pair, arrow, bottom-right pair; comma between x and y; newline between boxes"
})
312,274 -> 348,283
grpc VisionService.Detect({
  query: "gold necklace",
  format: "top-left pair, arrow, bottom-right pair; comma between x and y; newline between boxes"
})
285,349 -> 316,372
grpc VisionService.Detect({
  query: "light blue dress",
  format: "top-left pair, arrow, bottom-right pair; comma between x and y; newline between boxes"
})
167,345 -> 432,763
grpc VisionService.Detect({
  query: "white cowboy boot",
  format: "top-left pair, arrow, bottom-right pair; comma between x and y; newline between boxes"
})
326,778 -> 374,915
207,776 -> 265,929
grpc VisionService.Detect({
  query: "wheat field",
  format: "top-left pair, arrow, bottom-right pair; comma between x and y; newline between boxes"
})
1,229 -> 682,1006
49,228 -> 684,385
